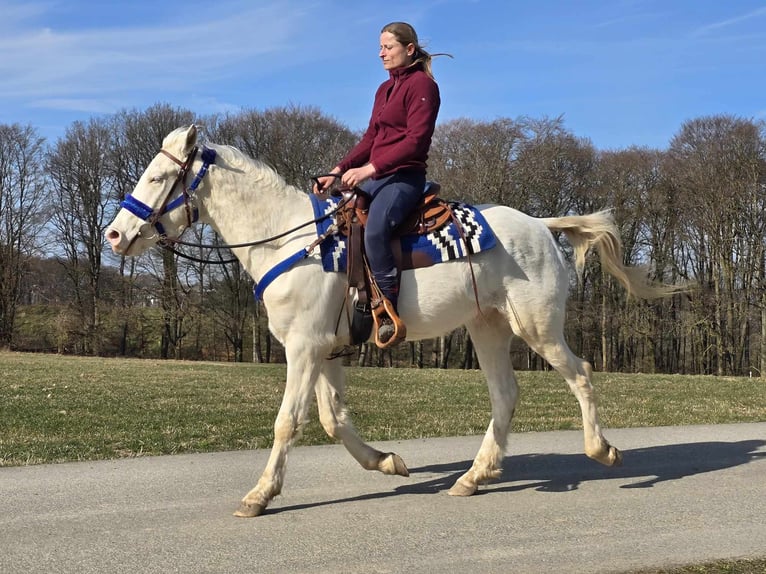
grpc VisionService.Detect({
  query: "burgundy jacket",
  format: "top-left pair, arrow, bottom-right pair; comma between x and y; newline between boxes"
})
337,63 -> 440,178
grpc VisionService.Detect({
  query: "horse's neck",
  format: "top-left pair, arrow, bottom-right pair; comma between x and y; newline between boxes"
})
199,159 -> 313,271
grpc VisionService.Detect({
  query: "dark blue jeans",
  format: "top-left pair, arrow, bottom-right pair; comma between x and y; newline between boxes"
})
360,170 -> 426,289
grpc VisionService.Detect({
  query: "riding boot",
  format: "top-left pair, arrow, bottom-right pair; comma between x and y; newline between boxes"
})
374,270 -> 404,345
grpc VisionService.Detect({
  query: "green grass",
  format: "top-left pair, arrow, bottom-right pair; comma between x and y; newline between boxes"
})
636,558 -> 766,574
2,351 -> 764,466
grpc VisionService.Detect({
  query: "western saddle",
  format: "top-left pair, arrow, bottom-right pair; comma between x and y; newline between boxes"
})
331,182 -> 453,349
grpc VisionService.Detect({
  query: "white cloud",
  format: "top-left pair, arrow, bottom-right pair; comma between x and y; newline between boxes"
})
0,0 -> 320,111
692,6 -> 766,36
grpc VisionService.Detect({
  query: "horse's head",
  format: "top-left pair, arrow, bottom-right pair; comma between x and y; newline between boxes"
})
105,124 -> 215,256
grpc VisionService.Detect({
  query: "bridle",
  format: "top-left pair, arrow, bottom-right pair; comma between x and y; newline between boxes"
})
120,145 -> 217,255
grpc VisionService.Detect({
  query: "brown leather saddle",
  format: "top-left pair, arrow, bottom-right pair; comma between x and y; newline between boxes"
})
330,182 -> 454,349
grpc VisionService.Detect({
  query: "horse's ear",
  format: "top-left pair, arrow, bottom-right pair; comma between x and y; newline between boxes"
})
183,125 -> 198,155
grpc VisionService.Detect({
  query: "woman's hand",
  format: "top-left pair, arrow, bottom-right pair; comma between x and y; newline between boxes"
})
341,163 -> 377,189
312,169 -> 341,194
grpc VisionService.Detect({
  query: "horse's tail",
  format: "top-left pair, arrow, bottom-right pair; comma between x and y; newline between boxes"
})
541,209 -> 680,299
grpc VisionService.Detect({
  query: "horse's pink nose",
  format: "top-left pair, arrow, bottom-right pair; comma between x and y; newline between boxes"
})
105,229 -> 121,249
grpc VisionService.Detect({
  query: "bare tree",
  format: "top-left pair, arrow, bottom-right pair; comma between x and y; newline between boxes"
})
203,254 -> 253,362
0,124 -> 46,349
430,117 -> 522,205
513,116 -> 595,217
592,147 -> 681,372
47,118 -> 114,354
668,115 -> 766,375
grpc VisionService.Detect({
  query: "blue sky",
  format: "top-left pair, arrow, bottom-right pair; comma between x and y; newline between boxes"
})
1,0 -> 764,151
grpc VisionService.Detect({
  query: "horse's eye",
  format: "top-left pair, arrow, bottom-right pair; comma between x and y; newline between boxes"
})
149,175 -> 164,184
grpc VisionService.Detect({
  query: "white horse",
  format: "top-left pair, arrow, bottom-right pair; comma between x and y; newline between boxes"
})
106,125 -> 669,517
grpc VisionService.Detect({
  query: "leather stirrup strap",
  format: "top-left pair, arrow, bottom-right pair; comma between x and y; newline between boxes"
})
449,206 -> 485,319
347,221 -> 367,304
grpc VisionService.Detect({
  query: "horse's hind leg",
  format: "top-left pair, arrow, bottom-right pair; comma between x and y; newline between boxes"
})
315,358 -> 409,476
449,311 -> 518,496
527,330 -> 622,467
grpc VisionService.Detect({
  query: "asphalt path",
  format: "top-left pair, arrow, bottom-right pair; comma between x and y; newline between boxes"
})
2,422 -> 765,574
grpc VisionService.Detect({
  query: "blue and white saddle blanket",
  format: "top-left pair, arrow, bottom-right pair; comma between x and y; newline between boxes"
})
308,194 -> 496,272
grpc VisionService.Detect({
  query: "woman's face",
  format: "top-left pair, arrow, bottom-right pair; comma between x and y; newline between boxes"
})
379,31 -> 414,71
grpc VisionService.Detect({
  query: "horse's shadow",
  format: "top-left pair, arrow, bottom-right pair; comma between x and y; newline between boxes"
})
264,439 -> 765,515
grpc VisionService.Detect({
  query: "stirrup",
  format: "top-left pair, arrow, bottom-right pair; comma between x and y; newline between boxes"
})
371,296 -> 406,349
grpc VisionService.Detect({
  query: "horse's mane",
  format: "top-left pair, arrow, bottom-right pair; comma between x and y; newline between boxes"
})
208,142 -> 306,200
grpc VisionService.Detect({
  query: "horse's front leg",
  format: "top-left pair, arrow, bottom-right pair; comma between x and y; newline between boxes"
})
315,358 -> 409,476
234,340 -> 322,518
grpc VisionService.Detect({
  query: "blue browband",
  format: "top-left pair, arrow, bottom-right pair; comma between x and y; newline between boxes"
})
120,146 -> 217,237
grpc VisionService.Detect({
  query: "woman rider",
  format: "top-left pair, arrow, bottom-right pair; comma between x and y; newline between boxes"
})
314,21 -> 449,344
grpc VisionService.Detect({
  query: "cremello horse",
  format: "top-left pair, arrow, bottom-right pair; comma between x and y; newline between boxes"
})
106,125 -> 668,517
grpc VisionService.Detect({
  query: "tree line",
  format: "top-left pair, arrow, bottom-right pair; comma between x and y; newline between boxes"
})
1,103 -> 764,375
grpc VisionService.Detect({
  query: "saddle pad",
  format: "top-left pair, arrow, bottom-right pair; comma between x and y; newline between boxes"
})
309,194 -> 496,273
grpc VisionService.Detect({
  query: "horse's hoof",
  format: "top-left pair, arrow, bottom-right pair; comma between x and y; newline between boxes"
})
233,501 -> 266,518
588,442 -> 624,467
448,479 -> 477,497
381,453 -> 410,477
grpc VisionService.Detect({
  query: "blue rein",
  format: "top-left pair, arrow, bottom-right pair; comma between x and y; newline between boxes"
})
120,146 -> 217,239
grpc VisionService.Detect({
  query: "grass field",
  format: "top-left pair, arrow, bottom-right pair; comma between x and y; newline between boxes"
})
2,351 -> 764,466
2,351 -> 765,574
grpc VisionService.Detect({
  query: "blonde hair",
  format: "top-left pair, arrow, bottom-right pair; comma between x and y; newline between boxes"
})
381,21 -> 452,80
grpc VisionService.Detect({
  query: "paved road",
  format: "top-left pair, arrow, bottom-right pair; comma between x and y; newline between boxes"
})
2,423 -> 765,574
